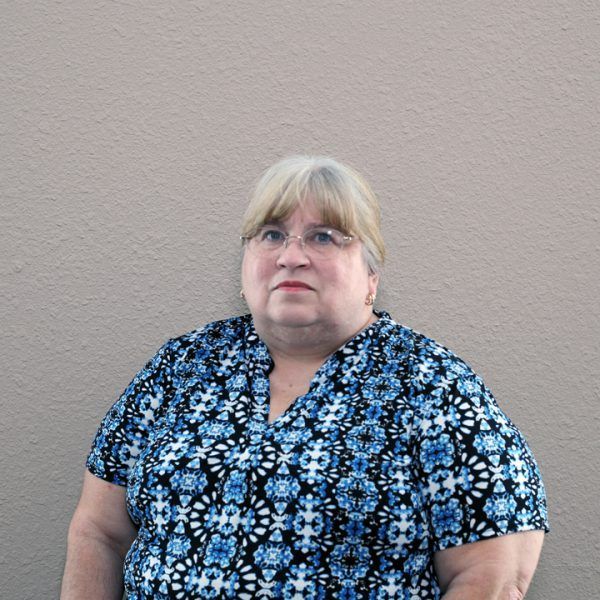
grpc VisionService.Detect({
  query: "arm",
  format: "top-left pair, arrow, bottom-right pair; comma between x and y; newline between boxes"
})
61,470 -> 137,600
434,530 -> 545,599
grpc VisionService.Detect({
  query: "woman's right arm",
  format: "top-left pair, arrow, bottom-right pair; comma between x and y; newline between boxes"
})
61,471 -> 137,600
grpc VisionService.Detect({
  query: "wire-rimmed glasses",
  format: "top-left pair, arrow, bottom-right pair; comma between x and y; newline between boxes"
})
241,226 -> 354,259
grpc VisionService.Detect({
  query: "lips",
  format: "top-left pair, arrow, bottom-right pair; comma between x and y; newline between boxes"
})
274,280 -> 314,290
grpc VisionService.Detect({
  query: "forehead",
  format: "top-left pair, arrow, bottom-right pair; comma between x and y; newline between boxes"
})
265,203 -> 330,228
259,197 -> 351,234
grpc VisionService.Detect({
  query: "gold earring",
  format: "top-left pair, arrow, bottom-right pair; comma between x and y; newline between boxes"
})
365,293 -> 376,306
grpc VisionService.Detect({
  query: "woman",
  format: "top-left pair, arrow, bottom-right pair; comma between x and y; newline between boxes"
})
62,156 -> 548,599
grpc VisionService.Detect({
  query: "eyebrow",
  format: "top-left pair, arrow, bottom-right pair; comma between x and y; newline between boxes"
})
263,220 -> 331,230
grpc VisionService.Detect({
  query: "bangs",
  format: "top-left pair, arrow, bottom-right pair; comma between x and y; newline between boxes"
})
242,163 -> 359,236
241,155 -> 385,273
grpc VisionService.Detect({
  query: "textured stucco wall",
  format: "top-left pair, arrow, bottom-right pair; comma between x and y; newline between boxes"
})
1,2 -> 599,598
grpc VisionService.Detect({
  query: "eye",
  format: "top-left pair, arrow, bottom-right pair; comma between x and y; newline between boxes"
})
259,228 -> 285,243
306,229 -> 335,245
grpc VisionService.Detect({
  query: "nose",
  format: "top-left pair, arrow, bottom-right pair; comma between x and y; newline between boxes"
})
276,236 -> 310,269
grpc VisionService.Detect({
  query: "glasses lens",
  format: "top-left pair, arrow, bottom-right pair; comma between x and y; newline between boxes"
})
258,228 -> 286,245
246,226 -> 349,258
247,227 -> 284,255
303,228 -> 344,258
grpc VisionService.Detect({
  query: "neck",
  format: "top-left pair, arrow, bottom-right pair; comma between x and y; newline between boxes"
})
254,311 -> 378,367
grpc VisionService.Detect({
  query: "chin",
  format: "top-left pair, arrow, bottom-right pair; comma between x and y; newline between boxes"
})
267,305 -> 321,328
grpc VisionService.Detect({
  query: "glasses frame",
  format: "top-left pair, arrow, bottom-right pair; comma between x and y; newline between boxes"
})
240,226 -> 355,258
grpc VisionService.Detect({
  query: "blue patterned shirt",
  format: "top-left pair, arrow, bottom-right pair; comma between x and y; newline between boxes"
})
87,311 -> 548,599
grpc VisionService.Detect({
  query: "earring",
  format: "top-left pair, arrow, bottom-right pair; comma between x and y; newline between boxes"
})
365,293 -> 376,306
240,290 -> 245,300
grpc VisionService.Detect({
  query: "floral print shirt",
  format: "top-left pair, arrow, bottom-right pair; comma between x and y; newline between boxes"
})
87,311 -> 548,599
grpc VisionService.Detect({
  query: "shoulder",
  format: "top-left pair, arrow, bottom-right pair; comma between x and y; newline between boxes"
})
377,312 -> 476,386
163,314 -> 251,357
409,329 -> 481,390
171,313 -> 250,344
401,327 -> 517,452
155,314 -> 252,379
381,317 -> 494,417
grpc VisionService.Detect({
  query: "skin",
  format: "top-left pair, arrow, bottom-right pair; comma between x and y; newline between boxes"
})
62,478 -> 544,599
60,472 -> 136,599
241,202 -> 380,422
241,202 -> 379,363
434,530 -> 545,598
61,202 -> 544,597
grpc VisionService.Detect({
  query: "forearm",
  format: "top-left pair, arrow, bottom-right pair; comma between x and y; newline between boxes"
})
441,578 -> 524,600
60,532 -> 126,600
435,531 -> 543,600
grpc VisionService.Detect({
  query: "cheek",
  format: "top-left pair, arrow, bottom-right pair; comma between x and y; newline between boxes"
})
330,262 -> 372,300
319,268 -> 358,302
241,254 -> 272,290
335,256 -> 369,287
241,255 -> 256,294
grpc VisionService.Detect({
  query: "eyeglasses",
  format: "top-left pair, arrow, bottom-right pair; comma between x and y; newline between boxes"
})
240,226 -> 354,259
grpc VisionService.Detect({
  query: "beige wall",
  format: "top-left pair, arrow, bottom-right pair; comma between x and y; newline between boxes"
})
2,2 -> 599,598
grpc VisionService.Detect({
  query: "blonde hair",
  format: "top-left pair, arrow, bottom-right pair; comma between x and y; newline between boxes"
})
241,156 -> 385,273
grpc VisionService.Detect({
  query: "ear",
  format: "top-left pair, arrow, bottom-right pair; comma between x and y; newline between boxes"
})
368,272 -> 380,295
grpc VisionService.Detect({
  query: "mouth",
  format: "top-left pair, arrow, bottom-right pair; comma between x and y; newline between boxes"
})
274,280 -> 314,291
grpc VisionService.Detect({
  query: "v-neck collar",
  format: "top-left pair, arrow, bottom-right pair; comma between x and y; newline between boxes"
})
242,311 -> 401,428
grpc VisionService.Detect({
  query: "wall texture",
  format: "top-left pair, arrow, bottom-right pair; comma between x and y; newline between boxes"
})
1,1 -> 598,598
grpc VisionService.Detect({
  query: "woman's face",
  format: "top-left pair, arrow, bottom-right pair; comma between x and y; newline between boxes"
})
241,202 -> 379,337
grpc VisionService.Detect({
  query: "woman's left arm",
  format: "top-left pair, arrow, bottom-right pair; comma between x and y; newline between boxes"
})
434,530 -> 545,599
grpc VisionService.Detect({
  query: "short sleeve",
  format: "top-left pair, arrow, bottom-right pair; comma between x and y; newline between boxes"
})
410,342 -> 549,552
86,339 -> 176,486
